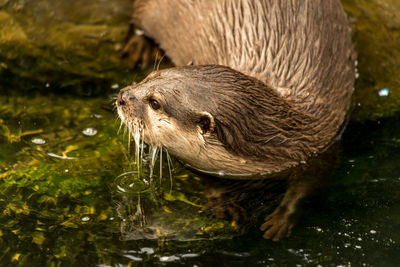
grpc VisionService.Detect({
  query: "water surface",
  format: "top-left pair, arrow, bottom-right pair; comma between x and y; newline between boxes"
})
0,0 -> 400,266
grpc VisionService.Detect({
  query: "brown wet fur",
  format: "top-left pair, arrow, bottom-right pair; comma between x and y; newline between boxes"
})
117,0 -> 355,241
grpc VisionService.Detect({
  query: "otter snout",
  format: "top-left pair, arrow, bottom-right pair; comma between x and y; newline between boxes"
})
116,86 -> 147,127
117,87 -> 138,107
117,90 -> 126,106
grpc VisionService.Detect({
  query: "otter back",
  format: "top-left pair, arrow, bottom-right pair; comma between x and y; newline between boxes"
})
133,0 -> 355,128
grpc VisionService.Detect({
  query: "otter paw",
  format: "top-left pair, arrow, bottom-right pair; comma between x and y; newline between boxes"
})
120,25 -> 163,69
260,208 -> 294,242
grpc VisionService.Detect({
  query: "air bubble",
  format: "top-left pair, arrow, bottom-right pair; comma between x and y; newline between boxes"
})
378,88 -> 389,97
32,138 -> 46,144
81,216 -> 90,222
82,128 -> 98,136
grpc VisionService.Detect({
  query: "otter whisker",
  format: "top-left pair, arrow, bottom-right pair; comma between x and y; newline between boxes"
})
122,123 -> 127,137
133,125 -> 142,175
114,116 -> 121,125
166,150 -> 173,192
159,146 -> 163,184
165,149 -> 174,171
149,145 -> 159,181
152,51 -> 160,72
156,54 -> 166,71
128,129 -> 131,153
140,127 -> 145,171
117,120 -> 124,135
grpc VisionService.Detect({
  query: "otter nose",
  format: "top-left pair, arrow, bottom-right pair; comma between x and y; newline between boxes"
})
117,90 -> 126,106
117,89 -> 138,106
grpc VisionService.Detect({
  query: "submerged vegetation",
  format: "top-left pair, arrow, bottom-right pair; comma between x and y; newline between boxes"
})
0,92 -> 247,264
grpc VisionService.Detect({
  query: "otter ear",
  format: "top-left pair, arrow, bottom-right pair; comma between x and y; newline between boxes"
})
197,112 -> 214,135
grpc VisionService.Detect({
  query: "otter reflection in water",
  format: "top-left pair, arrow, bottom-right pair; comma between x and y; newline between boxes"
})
117,0 -> 355,240
115,145 -> 338,241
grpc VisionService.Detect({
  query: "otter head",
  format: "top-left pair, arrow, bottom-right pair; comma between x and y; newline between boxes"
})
117,66 -> 221,173
117,65 -> 314,176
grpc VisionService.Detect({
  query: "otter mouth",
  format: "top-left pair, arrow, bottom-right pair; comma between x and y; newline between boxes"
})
117,104 -> 145,160
116,97 -> 174,180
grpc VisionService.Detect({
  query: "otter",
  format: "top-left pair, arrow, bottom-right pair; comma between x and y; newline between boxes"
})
117,0 -> 355,240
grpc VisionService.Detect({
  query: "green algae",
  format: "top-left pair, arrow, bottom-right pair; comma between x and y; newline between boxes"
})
0,91 -> 241,265
0,93 -> 123,264
0,0 -> 141,88
342,0 -> 400,120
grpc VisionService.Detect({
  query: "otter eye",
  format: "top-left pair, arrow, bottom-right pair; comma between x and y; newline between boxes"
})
149,99 -> 161,110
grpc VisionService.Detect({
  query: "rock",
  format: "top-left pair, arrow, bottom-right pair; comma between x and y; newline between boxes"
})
0,0 -> 138,88
343,0 -> 400,121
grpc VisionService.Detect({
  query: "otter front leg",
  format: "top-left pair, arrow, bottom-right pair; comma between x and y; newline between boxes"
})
260,183 -> 304,241
120,0 -> 163,69
120,23 -> 163,69
260,175 -> 327,242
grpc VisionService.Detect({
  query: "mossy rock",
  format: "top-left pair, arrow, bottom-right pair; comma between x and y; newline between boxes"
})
342,0 -> 400,120
0,0 -> 139,88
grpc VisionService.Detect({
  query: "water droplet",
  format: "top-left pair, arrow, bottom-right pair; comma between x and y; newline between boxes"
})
181,253 -> 199,258
47,152 -> 77,160
65,169 -> 69,173
140,247 -> 154,254
111,83 -> 119,89
370,230 -> 377,234
82,128 -> 98,136
135,29 -> 145,36
117,185 -> 126,193
123,254 -> 143,261
159,255 -> 180,262
378,88 -> 389,97
31,138 -> 46,144
81,216 -> 90,222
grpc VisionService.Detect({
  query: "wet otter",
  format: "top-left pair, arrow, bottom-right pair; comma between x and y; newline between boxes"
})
117,0 -> 355,240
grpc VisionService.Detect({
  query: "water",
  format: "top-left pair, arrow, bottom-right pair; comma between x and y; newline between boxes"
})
1,80 -> 399,267
1,0 -> 400,266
